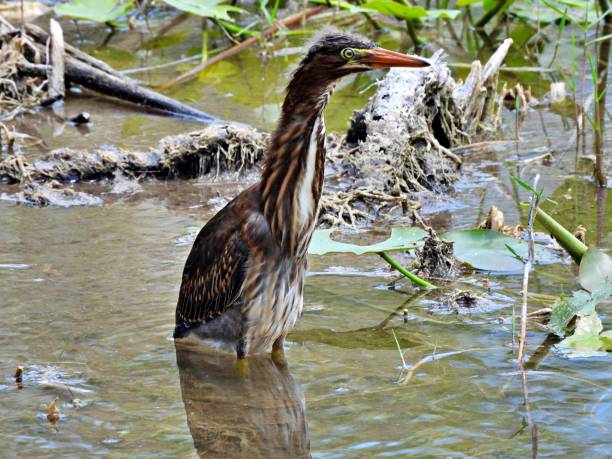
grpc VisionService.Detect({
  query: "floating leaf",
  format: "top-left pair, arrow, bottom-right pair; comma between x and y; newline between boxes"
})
161,0 -> 243,21
308,227 -> 427,256
579,248 -> 612,292
548,283 -> 612,336
443,229 -> 559,272
53,0 -> 135,22
557,314 -> 611,358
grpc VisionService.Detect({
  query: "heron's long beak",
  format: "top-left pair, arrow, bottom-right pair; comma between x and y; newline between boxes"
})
359,48 -> 430,69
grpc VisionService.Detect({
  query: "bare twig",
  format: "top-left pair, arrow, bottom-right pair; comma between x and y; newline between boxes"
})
594,0 -> 610,188
517,173 -> 540,364
45,18 -> 65,104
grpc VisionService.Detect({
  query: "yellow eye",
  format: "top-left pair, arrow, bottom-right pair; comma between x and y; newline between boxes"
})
341,48 -> 355,60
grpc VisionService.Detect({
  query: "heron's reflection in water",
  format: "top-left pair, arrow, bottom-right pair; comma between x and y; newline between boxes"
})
175,342 -> 311,459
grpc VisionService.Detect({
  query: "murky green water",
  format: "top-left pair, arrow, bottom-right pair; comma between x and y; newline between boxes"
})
1,9 -> 610,459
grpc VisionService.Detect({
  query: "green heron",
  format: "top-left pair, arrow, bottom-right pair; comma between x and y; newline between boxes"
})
174,33 -> 430,359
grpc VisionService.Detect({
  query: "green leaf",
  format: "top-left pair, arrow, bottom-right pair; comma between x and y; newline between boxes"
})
548,283 -> 612,336
558,314 -> 611,358
361,0 -> 429,20
510,3 -> 562,23
442,229 -> 558,272
552,0 -> 591,9
600,331 -> 612,349
308,227 -> 427,256
309,228 -> 559,272
483,0 -> 495,13
457,0 -> 481,5
588,33 -> 612,45
161,0 -> 243,21
579,248 -> 612,292
54,0 -> 135,22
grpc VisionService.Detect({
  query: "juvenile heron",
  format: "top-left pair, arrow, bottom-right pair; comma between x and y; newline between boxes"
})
174,33 -> 430,358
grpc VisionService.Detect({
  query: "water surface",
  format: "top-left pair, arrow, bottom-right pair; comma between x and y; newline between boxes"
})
1,10 -> 610,458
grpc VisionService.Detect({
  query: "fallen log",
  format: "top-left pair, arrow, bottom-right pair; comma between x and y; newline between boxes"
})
0,124 -> 268,184
0,16 -> 215,122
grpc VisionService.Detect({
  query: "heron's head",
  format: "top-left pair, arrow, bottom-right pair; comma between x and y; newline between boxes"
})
299,33 -> 430,81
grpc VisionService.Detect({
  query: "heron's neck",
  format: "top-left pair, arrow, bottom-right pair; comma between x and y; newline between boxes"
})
260,72 -> 332,257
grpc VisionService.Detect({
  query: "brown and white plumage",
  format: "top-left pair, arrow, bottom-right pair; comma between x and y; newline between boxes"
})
174,33 -> 430,358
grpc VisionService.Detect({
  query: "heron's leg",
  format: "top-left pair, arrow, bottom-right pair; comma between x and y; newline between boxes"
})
235,337 -> 249,377
271,335 -> 287,367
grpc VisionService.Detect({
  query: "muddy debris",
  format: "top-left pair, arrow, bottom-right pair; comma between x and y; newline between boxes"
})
320,39 -> 514,226
14,366 -> 24,388
158,124 -> 268,178
15,181 -> 103,207
0,124 -> 267,184
0,124 -> 267,206
45,397 -> 60,424
414,229 -> 457,280
109,171 -> 143,195
479,205 -> 525,238
573,225 -> 587,244
441,289 -> 482,315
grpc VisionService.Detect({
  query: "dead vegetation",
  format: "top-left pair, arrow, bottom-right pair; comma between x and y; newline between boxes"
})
0,125 -> 267,185
414,230 -> 457,279
319,39 -> 513,226
0,16 -> 213,121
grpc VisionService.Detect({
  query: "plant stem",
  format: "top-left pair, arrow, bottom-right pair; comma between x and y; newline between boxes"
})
595,0 -> 610,187
475,0 -> 512,29
377,252 -> 436,289
534,208 -> 588,263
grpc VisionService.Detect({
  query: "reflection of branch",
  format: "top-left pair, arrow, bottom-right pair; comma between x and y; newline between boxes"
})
374,290 -> 429,331
517,174 -> 540,364
519,367 -> 539,459
524,334 -> 560,371
399,348 -> 483,385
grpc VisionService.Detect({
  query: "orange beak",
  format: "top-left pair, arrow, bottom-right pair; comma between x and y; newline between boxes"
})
359,48 -> 430,69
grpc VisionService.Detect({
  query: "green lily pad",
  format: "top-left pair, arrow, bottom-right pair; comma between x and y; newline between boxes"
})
549,279 -> 612,336
54,0 -> 134,22
558,314 -> 611,358
308,227 -> 427,256
443,229 -> 558,272
579,248 -> 612,292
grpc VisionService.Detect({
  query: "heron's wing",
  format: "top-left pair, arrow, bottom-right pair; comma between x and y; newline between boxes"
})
176,218 -> 249,327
